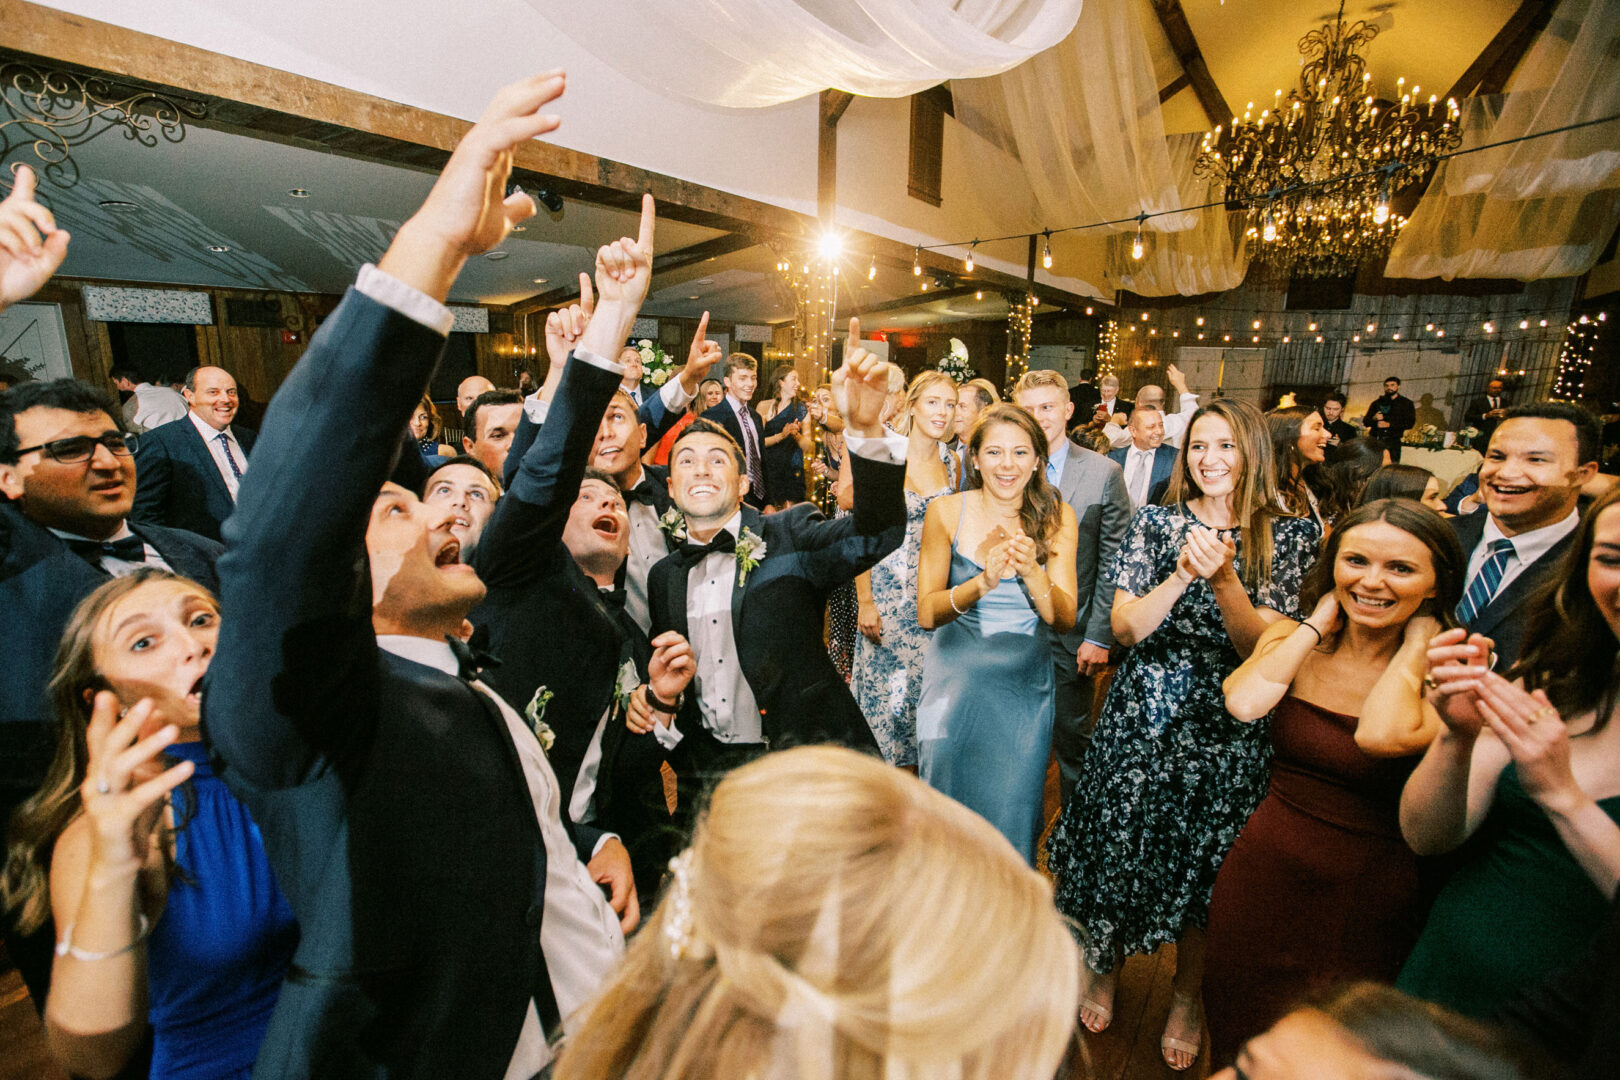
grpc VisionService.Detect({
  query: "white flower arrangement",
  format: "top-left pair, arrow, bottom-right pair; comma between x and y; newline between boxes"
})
938,338 -> 975,384
735,527 -> 768,586
657,507 -> 688,543
611,658 -> 640,716
636,338 -> 677,389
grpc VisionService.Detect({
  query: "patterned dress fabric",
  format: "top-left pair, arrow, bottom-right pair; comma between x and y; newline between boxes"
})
852,445 -> 956,766
1047,505 -> 1319,972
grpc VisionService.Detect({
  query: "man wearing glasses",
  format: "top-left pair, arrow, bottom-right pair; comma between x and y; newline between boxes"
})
0,378 -> 223,1011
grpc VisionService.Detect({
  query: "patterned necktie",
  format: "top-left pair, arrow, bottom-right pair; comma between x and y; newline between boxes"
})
1456,538 -> 1515,624
737,408 -> 765,497
217,432 -> 244,481
1127,451 -> 1151,507
65,534 -> 146,565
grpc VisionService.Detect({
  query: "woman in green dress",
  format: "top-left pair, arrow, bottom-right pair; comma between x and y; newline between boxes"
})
1401,484 -> 1620,1017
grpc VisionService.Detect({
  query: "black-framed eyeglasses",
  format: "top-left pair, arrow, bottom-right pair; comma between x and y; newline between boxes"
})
12,431 -> 138,464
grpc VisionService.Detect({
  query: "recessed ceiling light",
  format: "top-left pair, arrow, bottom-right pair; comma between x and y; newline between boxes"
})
687,295 -> 700,300
99,200 -> 142,213
532,277 -> 547,284
288,188 -> 311,198
484,251 -> 509,261
697,279 -> 714,285
206,244 -> 230,253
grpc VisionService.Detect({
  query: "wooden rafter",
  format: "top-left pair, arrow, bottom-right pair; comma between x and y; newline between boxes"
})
1151,0 -> 1231,127
1446,0 -> 1558,99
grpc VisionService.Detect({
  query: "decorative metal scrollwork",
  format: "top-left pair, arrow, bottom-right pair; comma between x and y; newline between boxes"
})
1,59 -> 207,189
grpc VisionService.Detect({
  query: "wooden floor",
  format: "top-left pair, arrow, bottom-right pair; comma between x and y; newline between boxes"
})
1,761 -> 1207,1080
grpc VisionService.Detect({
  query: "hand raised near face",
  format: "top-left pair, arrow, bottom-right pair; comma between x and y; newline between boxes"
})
832,317 -> 895,438
544,273 -> 594,370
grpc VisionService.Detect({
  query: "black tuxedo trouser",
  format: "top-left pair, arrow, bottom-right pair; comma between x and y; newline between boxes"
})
669,725 -> 767,838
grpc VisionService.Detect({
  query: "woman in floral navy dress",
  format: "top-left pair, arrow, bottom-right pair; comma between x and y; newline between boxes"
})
1047,399 -> 1320,1071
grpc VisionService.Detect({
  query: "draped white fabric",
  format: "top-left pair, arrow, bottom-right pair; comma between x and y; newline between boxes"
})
521,0 -> 1084,108
1105,133 -> 1251,297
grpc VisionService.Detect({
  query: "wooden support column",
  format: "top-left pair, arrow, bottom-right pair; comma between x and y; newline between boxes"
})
818,90 -> 854,225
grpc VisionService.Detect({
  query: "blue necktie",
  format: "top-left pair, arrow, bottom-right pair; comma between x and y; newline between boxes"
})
217,432 -> 244,480
1456,538 -> 1515,624
1046,457 -> 1061,486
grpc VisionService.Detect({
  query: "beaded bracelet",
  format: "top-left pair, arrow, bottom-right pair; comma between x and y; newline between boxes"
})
948,585 -> 969,616
56,913 -> 150,961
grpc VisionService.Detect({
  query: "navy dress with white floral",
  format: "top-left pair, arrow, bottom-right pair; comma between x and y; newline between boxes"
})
1047,504 -> 1319,973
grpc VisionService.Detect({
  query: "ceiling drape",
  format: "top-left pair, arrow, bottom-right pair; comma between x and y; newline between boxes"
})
521,0 -> 1084,108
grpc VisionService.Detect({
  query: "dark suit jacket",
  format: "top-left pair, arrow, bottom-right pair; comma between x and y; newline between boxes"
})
1363,393 -> 1416,443
1051,440 -> 1131,651
700,398 -> 768,509
470,353 -> 672,849
648,450 -> 904,751
1465,394 -> 1510,445
130,415 -> 255,541
1108,444 -> 1178,508
1069,381 -> 1099,417
1452,509 -> 1578,671
502,381 -> 685,493
205,289 -> 593,1079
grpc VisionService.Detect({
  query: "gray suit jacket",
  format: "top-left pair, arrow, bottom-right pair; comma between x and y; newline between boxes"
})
1054,438 -> 1132,653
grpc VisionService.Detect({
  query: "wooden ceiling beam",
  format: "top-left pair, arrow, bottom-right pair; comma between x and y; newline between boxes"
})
1151,0 -> 1231,128
510,231 -> 758,314
1446,0 -> 1558,100
1158,73 -> 1192,105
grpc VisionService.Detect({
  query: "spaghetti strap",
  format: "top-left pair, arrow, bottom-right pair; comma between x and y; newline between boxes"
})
950,493 -> 968,553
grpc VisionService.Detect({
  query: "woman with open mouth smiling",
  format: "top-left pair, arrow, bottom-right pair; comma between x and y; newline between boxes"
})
1204,497 -> 1466,1066
1047,398 -> 1320,1071
0,570 -> 295,1079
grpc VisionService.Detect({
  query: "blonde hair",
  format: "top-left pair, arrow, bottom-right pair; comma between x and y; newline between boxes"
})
1012,369 -> 1069,397
1164,398 -> 1286,590
553,747 -> 1079,1080
895,370 -> 958,437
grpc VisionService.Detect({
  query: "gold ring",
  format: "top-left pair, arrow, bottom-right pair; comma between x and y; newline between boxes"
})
1422,674 -> 1438,692
1533,708 -> 1559,725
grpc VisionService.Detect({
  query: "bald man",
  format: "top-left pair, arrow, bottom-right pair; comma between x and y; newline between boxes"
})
457,374 -> 496,414
130,364 -> 256,540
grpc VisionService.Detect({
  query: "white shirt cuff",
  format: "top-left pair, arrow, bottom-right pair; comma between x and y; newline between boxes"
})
589,832 -> 621,858
355,264 -> 454,336
843,431 -> 908,465
523,392 -> 550,424
573,347 -> 625,375
653,715 -> 684,749
660,376 -> 694,413
1103,424 -> 1131,448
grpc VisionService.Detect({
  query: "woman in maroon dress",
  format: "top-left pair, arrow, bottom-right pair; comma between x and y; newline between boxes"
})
1202,498 -> 1466,1066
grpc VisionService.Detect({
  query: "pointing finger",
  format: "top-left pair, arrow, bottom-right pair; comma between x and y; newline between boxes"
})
847,316 -> 860,344
694,310 -> 709,342
636,192 -> 655,254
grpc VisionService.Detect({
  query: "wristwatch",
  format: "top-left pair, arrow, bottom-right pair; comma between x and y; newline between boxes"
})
646,688 -> 682,716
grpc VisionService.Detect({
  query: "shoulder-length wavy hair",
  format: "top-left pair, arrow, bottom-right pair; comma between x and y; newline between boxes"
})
552,746 -> 1079,1080
763,363 -> 800,409
414,396 -> 442,440
1509,483 -> 1620,728
895,370 -> 958,438
963,403 -> 1065,562
1267,404 -> 1328,518
1298,498 -> 1465,646
1,569 -> 204,934
1163,398 -> 1285,590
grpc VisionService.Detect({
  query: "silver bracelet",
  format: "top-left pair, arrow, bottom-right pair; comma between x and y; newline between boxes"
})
948,584 -> 969,616
56,913 -> 151,961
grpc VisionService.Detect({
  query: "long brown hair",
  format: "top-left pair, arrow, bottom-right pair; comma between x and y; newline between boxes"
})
964,404 -> 1065,562
1267,404 -> 1326,517
1163,398 -> 1285,590
1509,483 -> 1620,727
1,569 -> 206,934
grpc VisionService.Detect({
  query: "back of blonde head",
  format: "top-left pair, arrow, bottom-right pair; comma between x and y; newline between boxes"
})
554,746 -> 1079,1080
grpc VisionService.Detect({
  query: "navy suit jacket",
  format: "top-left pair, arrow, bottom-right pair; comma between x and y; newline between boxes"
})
205,289 -> 592,1079
131,415 -> 255,541
502,380 -> 684,492
1109,444 -> 1178,507
648,450 -> 904,751
700,398 -> 768,508
1452,509 -> 1578,671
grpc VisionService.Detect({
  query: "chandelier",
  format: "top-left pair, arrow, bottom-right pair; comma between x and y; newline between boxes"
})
1193,1 -> 1463,277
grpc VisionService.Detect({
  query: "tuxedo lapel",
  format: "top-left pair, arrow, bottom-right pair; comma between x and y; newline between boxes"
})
730,506 -> 765,644
1472,529 -> 1576,638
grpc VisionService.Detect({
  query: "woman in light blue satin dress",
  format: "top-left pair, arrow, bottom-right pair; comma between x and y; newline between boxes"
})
915,404 -> 1078,863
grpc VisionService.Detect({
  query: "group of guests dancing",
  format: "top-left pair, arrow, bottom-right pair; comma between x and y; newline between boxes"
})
0,69 -> 1613,1080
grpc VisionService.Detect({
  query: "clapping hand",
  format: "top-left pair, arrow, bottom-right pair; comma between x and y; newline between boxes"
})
1178,525 -> 1235,581
1422,627 -> 1496,738
833,317 -> 894,438
981,533 -> 1017,585
1008,531 -> 1041,579
0,165 -> 70,311
1472,673 -> 1582,814
380,73 -> 564,301
80,694 -> 194,873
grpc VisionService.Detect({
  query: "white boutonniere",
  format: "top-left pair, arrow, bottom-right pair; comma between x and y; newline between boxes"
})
523,686 -> 556,753
657,506 -> 688,543
735,527 -> 767,586
612,658 -> 640,716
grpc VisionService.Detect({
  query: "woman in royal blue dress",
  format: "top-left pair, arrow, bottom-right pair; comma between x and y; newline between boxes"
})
1046,399 -> 1319,1071
915,403 -> 1077,863
0,570 -> 296,1079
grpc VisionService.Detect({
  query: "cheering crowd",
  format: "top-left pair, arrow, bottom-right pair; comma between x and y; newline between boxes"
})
0,72 -> 1616,1080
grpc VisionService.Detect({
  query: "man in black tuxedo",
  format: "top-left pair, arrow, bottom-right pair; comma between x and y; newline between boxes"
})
461,387 -> 523,479
1069,368 -> 1099,417
129,365 -> 256,541
649,319 -> 901,782
1108,407 -> 1178,509
1466,377 -> 1511,446
1363,376 -> 1416,462
1452,402 -> 1599,670
1322,391 -> 1358,447
700,352 -> 768,509
204,74 -> 644,1079
0,378 -> 222,1010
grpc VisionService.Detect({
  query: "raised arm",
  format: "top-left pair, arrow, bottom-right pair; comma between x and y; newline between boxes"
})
207,73 -> 567,790
0,165 -> 69,314
1224,596 -> 1337,722
1354,615 -> 1444,756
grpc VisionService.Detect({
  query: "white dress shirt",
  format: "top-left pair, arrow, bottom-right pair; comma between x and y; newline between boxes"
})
125,383 -> 188,430
1467,507 -> 1580,600
374,636 -> 624,1077
49,522 -> 172,576
187,411 -> 249,500
621,471 -> 666,633
1104,392 -> 1200,449
1123,445 -> 1157,509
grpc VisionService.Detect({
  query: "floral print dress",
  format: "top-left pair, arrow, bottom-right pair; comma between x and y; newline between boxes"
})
851,443 -> 957,766
1047,504 -> 1319,972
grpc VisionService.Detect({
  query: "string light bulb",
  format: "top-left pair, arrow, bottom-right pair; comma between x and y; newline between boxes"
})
1261,205 -> 1277,243
1042,231 -> 1053,269
1372,181 -> 1392,225
868,254 -> 877,281
1131,227 -> 1144,261
965,241 -> 976,272
913,246 -> 922,276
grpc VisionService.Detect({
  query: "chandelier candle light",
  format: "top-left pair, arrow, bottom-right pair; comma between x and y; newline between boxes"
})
1194,0 -> 1462,277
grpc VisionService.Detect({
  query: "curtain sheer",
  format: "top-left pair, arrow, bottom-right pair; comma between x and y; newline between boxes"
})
1104,133 -> 1251,297
522,0 -> 1083,108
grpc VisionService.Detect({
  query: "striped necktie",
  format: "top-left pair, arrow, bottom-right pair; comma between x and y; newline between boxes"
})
1456,538 -> 1515,625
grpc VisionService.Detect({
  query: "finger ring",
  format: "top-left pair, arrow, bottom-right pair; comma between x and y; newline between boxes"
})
95,777 -> 111,795
1422,674 -> 1438,691
1534,708 -> 1559,725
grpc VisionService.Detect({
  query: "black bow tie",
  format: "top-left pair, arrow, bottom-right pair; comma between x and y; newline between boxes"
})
65,534 -> 146,565
623,475 -> 663,507
679,530 -> 735,568
446,636 -> 501,682
598,583 -> 628,611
